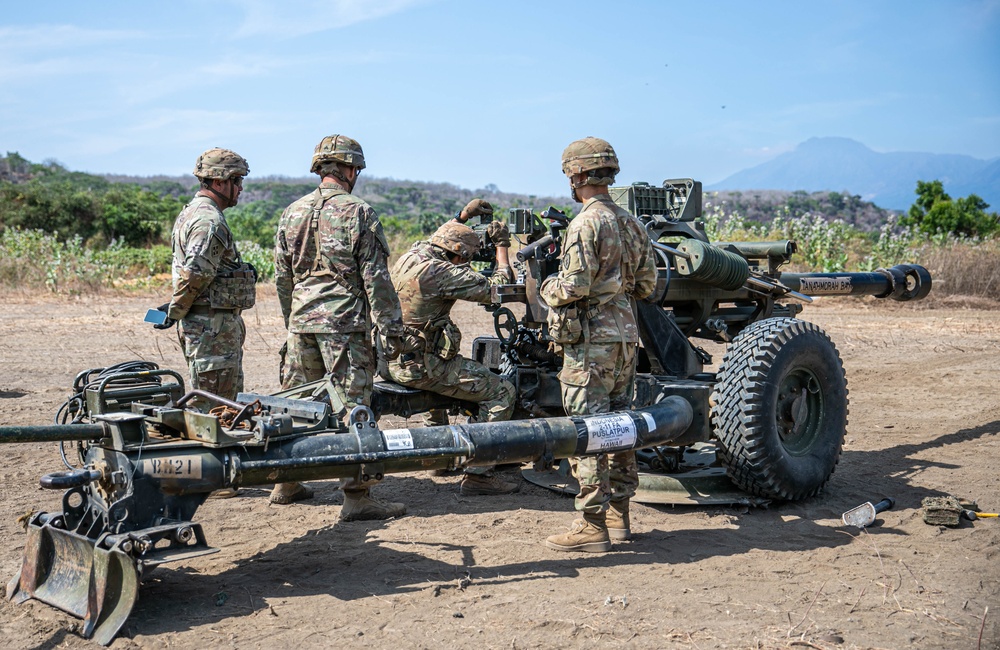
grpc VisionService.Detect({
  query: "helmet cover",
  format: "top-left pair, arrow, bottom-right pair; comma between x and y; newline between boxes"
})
193,148 -> 250,180
561,137 -> 619,177
430,221 -> 480,261
311,134 -> 366,174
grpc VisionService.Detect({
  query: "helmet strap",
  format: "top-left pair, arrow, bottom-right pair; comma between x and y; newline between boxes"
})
224,180 -> 239,207
324,166 -> 358,192
200,179 -> 237,209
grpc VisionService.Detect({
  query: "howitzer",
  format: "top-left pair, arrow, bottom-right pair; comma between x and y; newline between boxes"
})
465,206 -> 570,274
425,179 -> 931,505
1,364 -> 693,645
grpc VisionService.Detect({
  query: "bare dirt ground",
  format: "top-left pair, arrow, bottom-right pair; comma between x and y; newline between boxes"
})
0,289 -> 998,650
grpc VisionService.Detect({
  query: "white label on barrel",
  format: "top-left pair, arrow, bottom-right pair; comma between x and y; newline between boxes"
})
143,457 -> 202,479
585,414 -> 637,452
382,428 -> 414,450
799,276 -> 853,294
642,412 -> 656,433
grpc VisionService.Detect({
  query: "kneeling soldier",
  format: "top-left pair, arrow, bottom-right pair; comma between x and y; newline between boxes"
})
388,203 -> 520,495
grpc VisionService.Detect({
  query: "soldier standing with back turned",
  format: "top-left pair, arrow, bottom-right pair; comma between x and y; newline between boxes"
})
541,137 -> 657,553
272,134 -> 421,515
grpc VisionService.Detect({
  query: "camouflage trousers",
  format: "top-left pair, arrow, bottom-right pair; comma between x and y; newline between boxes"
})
282,330 -> 378,492
281,331 -> 375,411
560,340 -> 640,516
389,352 -> 515,476
176,309 -> 245,402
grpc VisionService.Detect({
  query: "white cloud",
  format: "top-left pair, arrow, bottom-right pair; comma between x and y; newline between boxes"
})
124,108 -> 295,141
0,25 -> 147,83
0,55 -> 106,83
118,52 -> 304,106
230,0 -> 429,39
0,24 -> 145,53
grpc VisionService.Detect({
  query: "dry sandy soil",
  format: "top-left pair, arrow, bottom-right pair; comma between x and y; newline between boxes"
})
0,289 -> 998,650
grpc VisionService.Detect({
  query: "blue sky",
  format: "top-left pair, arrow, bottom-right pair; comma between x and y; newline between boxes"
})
2,0 -> 998,197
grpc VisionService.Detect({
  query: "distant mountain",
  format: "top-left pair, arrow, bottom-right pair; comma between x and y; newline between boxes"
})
709,137 -> 1000,210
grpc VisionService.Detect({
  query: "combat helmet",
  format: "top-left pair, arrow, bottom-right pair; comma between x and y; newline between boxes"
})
193,148 -> 249,180
561,137 -> 619,184
311,134 -> 366,174
430,221 -> 480,261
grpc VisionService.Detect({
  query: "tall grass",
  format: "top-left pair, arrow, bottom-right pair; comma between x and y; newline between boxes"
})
917,238 -> 1000,299
1,217 -> 997,304
704,206 -> 996,301
0,228 -> 279,294
0,228 -> 170,293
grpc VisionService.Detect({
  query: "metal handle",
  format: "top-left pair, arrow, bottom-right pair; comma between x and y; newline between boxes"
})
516,235 -> 553,262
40,469 -> 102,489
872,497 -> 895,514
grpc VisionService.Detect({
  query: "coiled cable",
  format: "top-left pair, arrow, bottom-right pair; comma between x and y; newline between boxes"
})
56,360 -> 162,469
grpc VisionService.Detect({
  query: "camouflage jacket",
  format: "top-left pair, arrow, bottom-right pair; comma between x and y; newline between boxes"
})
168,195 -> 241,320
274,182 -> 404,336
539,195 -> 657,343
391,240 -> 512,331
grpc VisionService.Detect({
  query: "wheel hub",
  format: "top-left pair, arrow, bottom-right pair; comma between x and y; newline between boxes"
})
776,369 -> 822,453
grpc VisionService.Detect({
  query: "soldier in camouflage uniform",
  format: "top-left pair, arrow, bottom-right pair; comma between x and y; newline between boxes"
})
156,148 -> 254,407
387,205 -> 520,496
541,137 -> 658,553
273,134 -> 421,516
154,148 -> 255,499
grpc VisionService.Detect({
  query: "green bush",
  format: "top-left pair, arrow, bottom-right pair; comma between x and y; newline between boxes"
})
98,185 -> 181,246
780,212 -> 851,272
94,243 -> 172,276
238,240 -> 275,282
857,217 -> 919,272
0,180 -> 103,242
226,201 -> 282,249
901,180 -> 1000,239
0,228 -> 172,292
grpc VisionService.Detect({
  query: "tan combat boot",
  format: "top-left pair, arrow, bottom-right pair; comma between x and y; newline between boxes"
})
340,490 -> 406,521
544,513 -> 612,553
607,499 -> 632,541
459,472 -> 521,496
270,482 -> 314,505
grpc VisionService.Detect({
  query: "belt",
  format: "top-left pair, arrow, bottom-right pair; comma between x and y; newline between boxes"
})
578,298 -> 603,320
187,305 -> 237,315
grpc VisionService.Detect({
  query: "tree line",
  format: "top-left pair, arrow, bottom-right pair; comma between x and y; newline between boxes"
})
2,152 -> 997,253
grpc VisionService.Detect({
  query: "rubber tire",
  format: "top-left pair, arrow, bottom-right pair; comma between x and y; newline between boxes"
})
712,317 -> 848,501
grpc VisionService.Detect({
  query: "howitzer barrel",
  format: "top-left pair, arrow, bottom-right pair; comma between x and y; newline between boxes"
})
714,240 -> 796,259
0,423 -> 107,443
516,235 -> 554,262
236,396 -> 694,486
780,264 -> 931,301
3,396 -> 693,492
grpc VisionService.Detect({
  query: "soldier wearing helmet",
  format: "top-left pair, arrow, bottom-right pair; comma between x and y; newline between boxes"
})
155,149 -> 255,466
272,134 -> 421,515
386,213 -> 521,496
541,137 -> 658,552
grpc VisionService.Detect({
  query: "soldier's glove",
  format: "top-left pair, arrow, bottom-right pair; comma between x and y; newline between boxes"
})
152,303 -> 176,330
463,199 -> 494,219
383,336 -> 403,361
400,326 -> 424,354
485,220 -> 511,248
383,327 -> 424,362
